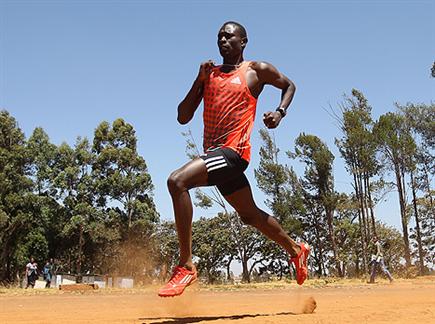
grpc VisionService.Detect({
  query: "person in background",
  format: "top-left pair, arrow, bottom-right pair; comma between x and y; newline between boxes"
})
25,257 -> 38,289
43,259 -> 53,288
369,236 -> 394,283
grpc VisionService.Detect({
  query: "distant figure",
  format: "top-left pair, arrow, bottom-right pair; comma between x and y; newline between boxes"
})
25,257 -> 38,289
43,259 -> 53,288
369,237 -> 393,283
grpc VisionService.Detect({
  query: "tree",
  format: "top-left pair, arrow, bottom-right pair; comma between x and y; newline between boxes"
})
373,112 -> 417,267
192,216 -> 234,283
292,133 -> 342,276
255,129 -> 303,279
0,111 -> 36,283
27,127 -> 64,266
52,139 -> 100,278
335,89 -> 380,272
398,103 -> 435,273
334,196 -> 362,277
92,119 -> 159,277
93,119 -> 158,229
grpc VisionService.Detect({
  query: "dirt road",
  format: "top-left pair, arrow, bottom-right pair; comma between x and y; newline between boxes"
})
0,278 -> 434,323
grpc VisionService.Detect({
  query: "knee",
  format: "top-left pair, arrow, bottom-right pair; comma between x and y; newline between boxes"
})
167,170 -> 186,195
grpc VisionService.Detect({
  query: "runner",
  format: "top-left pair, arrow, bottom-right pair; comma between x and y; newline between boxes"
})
159,21 -> 309,297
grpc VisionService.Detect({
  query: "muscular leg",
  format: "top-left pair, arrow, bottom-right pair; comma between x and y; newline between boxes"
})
224,185 -> 301,257
167,158 -> 208,269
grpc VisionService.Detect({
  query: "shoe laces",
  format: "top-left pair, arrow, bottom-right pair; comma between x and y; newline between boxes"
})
168,267 -> 185,285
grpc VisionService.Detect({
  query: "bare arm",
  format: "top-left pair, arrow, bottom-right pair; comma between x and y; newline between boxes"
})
253,62 -> 296,129
177,60 -> 215,124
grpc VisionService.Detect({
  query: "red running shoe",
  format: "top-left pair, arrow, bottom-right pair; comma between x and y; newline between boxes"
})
290,243 -> 310,285
158,265 -> 197,297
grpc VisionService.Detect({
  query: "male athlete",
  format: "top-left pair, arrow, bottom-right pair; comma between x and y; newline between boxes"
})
158,21 -> 309,297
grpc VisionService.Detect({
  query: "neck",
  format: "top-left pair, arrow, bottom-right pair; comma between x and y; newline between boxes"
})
222,54 -> 244,66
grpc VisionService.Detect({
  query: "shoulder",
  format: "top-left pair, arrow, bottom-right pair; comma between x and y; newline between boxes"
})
248,61 -> 277,72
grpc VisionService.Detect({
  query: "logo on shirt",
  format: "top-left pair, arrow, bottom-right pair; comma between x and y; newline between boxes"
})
230,77 -> 241,85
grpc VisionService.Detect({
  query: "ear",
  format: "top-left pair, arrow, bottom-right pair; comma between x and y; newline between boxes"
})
241,37 -> 248,49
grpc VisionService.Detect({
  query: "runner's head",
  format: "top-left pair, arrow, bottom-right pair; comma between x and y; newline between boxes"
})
217,21 -> 248,60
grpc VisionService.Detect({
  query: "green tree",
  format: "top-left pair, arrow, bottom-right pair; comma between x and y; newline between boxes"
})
335,89 -> 380,272
373,112 -> 417,267
92,119 -> 158,277
292,133 -> 342,276
398,103 -> 435,273
255,129 -> 303,279
221,211 -> 263,283
52,139 -> 100,278
334,196 -> 362,277
192,216 -> 234,283
93,119 -> 158,229
0,111 -> 36,283
27,127 -> 64,266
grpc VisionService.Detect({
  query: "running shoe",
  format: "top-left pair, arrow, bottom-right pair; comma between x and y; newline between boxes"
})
158,265 -> 197,297
290,243 -> 310,285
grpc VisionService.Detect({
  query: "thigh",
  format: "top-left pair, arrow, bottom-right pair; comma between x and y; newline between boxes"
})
217,173 -> 250,196
170,157 -> 209,190
223,184 -> 258,215
201,147 -> 249,195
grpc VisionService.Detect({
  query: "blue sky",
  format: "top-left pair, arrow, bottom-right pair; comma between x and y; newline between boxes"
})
1,0 -> 434,233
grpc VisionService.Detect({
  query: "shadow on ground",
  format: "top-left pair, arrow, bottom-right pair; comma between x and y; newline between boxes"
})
140,311 -> 298,323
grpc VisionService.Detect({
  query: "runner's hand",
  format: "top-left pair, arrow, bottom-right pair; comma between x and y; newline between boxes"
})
197,60 -> 215,82
263,111 -> 282,129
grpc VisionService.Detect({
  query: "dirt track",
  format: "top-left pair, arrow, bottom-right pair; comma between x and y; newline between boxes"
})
0,278 -> 434,323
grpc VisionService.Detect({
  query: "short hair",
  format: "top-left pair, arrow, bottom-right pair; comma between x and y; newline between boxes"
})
221,21 -> 247,40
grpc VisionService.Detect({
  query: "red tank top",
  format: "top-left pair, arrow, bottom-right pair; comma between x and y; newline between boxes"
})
203,61 -> 257,162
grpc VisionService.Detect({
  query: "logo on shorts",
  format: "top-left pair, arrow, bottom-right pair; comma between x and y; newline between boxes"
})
204,155 -> 228,172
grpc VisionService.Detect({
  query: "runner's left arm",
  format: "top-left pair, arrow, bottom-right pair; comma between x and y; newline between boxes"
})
256,62 -> 296,129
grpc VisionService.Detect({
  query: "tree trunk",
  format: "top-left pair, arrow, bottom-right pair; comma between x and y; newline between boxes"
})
226,256 -> 233,281
421,158 -> 434,212
241,257 -> 250,283
313,213 -> 325,276
364,173 -> 377,237
77,224 -> 84,282
326,208 -> 342,277
410,170 -> 425,274
357,173 -> 369,241
278,260 -> 283,280
395,165 -> 412,267
353,173 -> 367,272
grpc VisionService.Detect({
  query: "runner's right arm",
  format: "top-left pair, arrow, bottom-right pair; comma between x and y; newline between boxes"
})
177,60 -> 214,124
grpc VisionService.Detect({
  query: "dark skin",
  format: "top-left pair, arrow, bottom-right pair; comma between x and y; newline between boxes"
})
168,23 -> 298,271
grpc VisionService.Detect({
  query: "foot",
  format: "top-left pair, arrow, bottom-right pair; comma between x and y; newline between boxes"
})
158,265 -> 197,297
290,242 -> 310,285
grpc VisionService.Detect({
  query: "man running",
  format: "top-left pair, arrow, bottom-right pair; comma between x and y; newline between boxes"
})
158,21 -> 309,297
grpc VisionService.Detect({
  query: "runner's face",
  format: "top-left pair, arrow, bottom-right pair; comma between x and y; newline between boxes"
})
217,24 -> 245,58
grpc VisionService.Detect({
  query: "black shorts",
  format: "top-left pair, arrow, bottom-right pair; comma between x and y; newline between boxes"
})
200,147 -> 249,196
